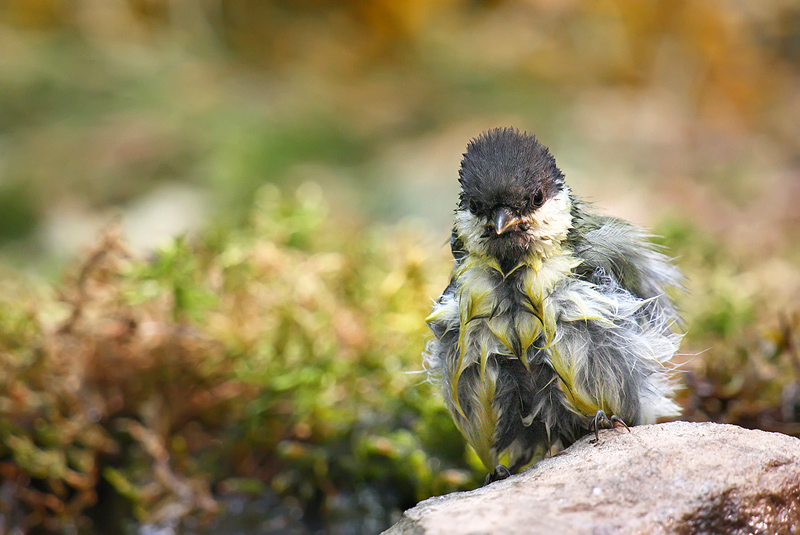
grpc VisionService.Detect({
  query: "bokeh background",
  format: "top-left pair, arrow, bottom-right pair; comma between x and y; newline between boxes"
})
1,1 -> 800,533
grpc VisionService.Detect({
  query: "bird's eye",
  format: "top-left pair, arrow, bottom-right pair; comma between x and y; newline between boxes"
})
532,189 -> 544,208
468,200 -> 480,213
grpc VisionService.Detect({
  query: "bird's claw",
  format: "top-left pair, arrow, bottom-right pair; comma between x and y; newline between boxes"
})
484,464 -> 511,485
592,409 -> 630,441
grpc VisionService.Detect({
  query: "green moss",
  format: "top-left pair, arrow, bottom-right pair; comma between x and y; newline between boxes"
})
0,183 -> 38,242
0,184 -> 477,531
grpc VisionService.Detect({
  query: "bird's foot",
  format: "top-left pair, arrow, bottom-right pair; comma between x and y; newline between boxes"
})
484,464 -> 511,485
592,409 -> 630,441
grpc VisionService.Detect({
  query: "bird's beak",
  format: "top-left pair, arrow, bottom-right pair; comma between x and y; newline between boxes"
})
493,207 -> 521,235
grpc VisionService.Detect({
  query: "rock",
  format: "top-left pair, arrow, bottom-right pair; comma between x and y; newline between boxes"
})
383,422 -> 800,535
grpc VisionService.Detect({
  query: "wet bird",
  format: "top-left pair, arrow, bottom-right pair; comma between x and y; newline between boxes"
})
424,128 -> 683,482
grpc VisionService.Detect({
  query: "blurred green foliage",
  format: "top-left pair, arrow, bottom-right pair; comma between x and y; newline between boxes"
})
659,217 -> 800,439
0,183 -> 37,243
0,185 -> 476,533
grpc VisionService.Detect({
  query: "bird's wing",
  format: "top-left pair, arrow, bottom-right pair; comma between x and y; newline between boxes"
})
566,201 -> 684,326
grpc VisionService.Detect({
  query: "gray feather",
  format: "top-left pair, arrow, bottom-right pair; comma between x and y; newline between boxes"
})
568,200 -> 684,326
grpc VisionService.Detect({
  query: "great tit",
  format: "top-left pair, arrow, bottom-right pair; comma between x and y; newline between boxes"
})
424,127 -> 683,482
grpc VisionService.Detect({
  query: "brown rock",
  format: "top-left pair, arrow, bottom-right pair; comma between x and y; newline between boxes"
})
384,421 -> 800,535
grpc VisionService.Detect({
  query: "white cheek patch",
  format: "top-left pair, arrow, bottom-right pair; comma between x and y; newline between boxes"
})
454,209 -> 490,256
521,188 -> 573,259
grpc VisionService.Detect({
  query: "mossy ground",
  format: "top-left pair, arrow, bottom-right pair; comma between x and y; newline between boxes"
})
0,186 -> 474,532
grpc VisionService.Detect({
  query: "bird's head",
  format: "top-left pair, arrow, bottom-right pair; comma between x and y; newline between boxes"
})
454,128 -> 573,267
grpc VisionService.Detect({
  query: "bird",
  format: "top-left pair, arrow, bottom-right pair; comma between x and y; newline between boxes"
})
423,127 -> 683,483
